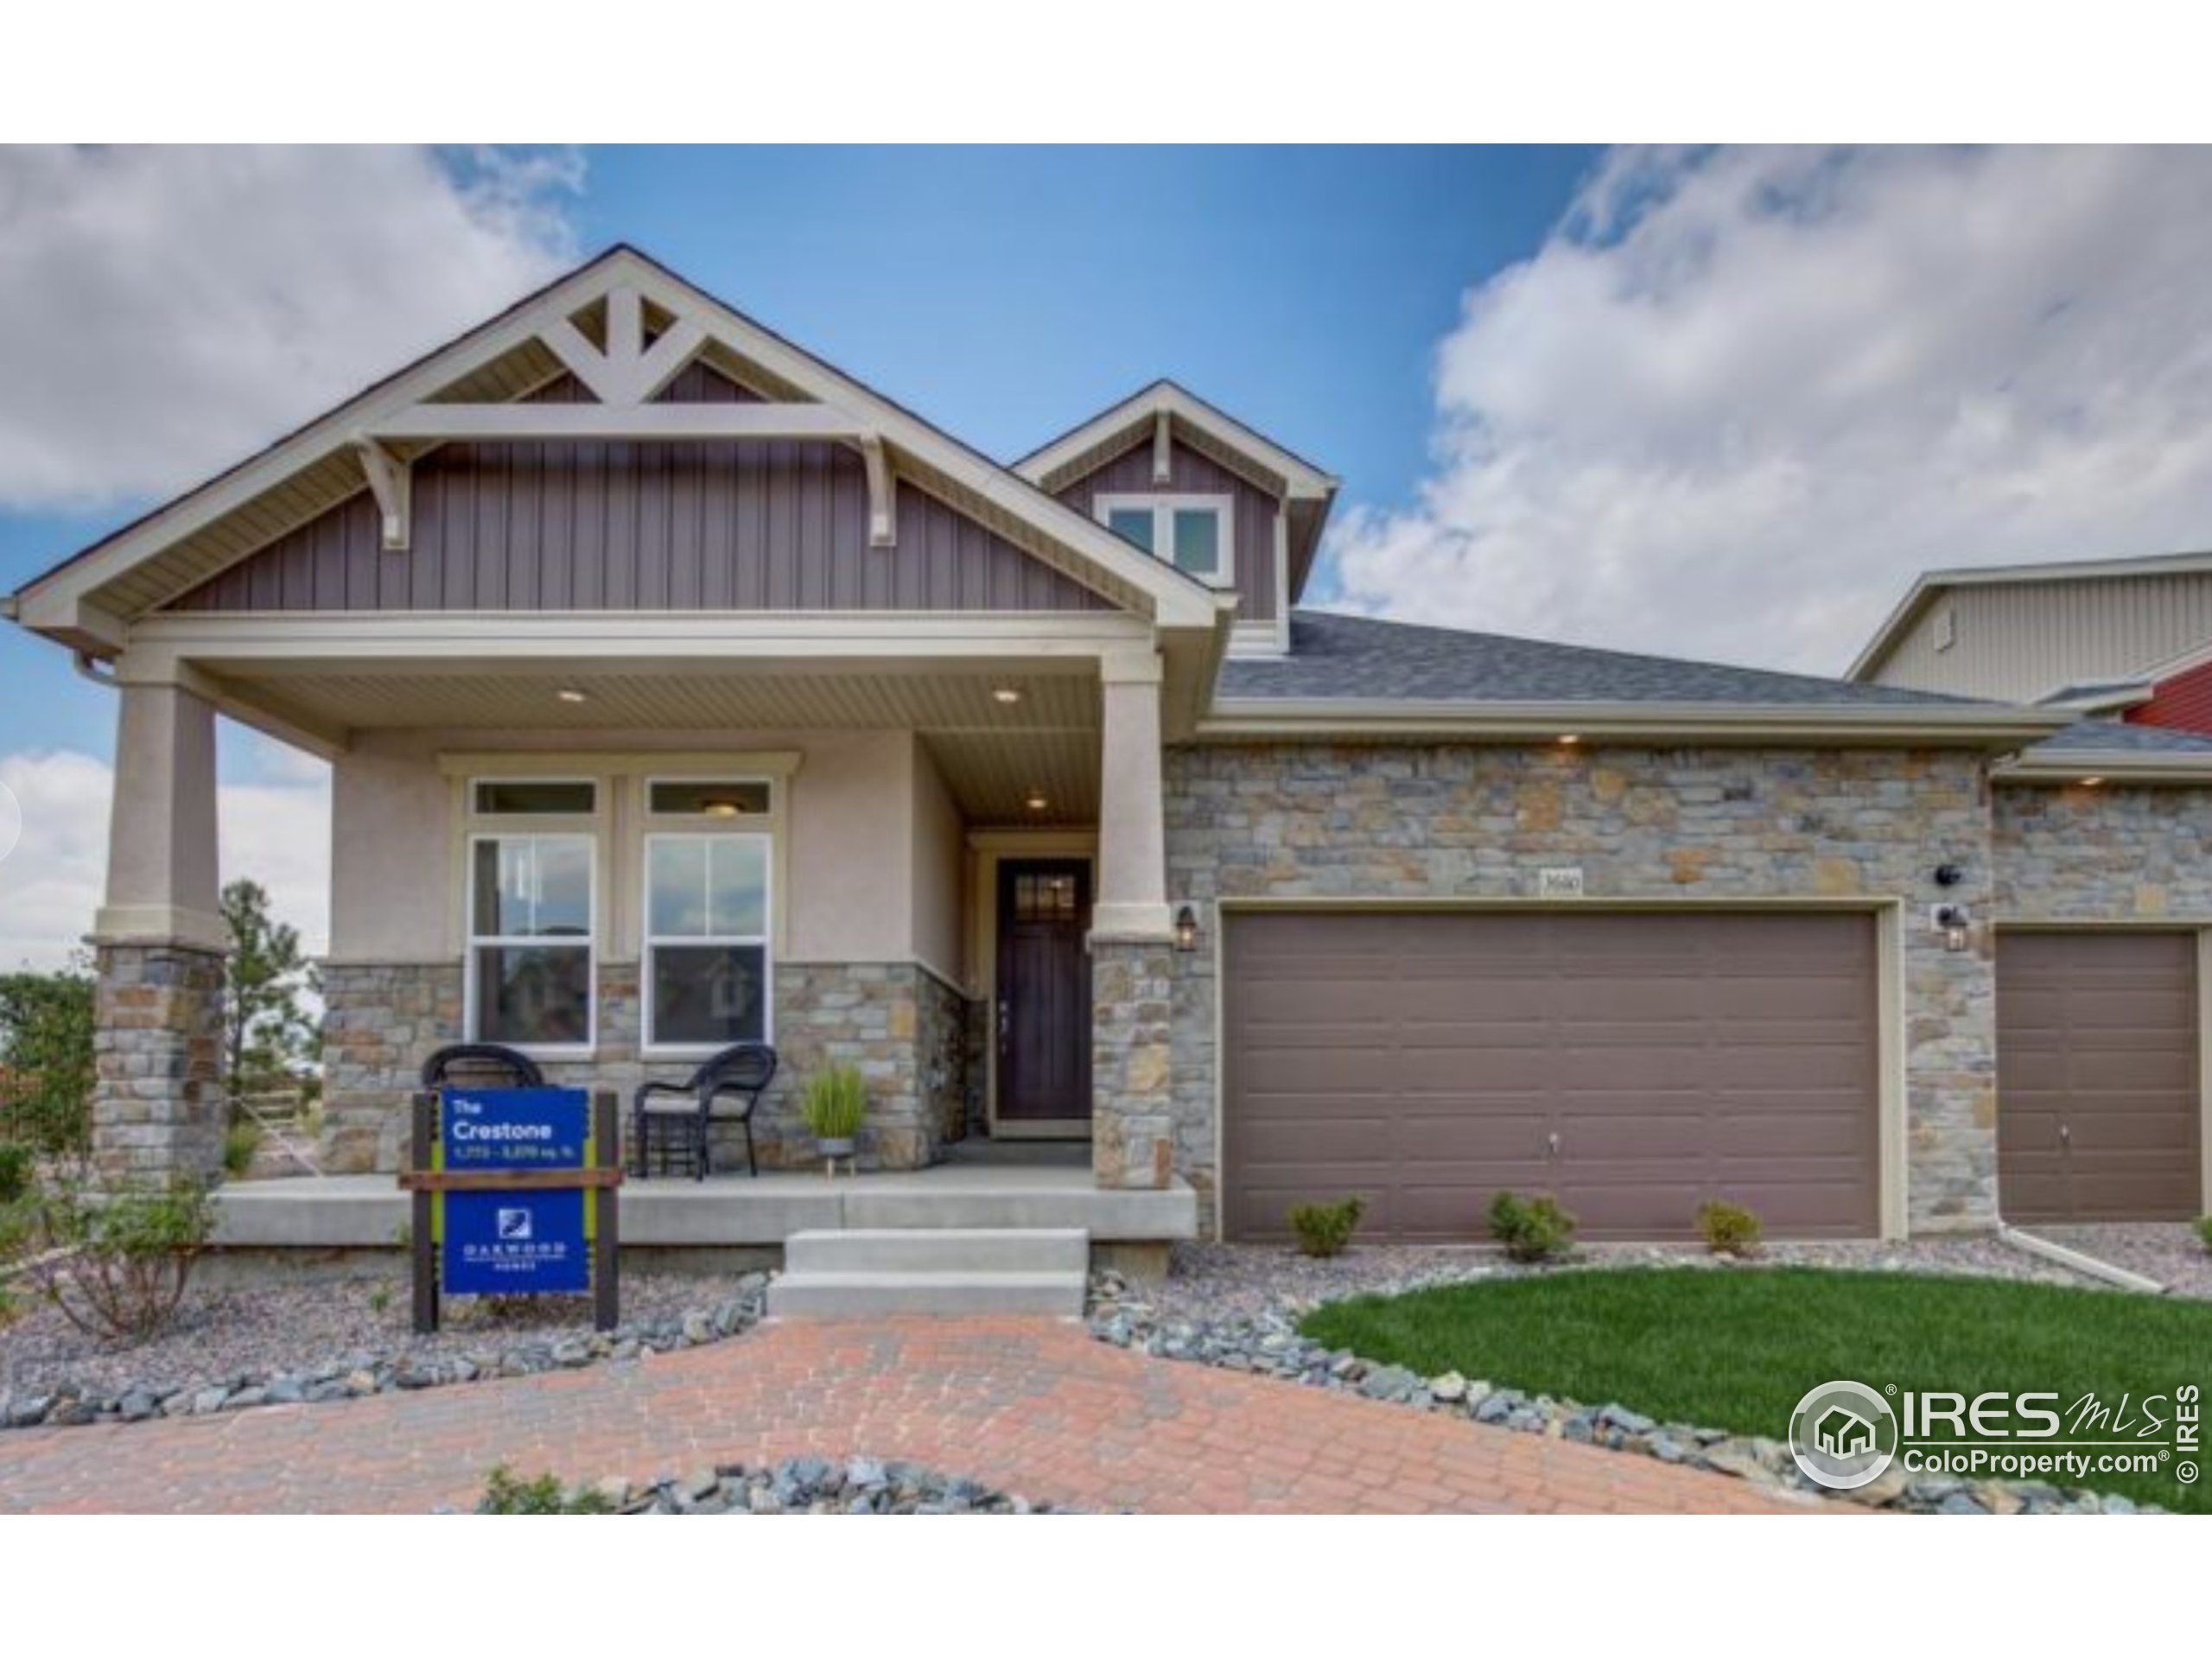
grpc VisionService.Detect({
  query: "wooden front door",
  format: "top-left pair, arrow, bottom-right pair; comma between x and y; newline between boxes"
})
996,859 -> 1093,1123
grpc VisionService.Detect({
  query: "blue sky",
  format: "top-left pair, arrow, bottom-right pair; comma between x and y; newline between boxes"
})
0,144 -> 1597,775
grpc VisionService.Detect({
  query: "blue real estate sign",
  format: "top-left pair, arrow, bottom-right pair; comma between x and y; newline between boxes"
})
439,1087 -> 592,1296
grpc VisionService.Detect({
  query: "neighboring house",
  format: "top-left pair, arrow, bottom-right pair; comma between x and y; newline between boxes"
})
1850,550 -> 2212,732
8,245 -> 2212,1250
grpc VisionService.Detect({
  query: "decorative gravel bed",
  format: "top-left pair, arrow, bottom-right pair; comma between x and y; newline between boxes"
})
481,1457 -> 1077,1515
1089,1240 -> 2177,1516
0,1271 -> 767,1431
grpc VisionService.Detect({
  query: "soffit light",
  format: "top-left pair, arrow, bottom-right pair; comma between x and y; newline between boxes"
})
556,687 -> 588,704
1557,734 -> 1582,747
1025,791 -> 1049,812
2079,776 -> 2105,788
993,687 -> 1023,705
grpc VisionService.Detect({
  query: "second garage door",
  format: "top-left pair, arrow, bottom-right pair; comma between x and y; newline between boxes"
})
1222,910 -> 1881,1243
1996,930 -> 2202,1224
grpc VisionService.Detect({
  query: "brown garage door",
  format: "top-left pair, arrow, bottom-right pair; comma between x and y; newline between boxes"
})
1222,910 -> 1880,1243
1996,931 -> 2202,1224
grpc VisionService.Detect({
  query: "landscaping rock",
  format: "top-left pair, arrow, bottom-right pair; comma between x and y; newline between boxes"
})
480,1458 -> 1083,1515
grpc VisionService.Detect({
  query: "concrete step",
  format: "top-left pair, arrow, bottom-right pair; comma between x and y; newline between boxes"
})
766,1268 -> 1086,1319
784,1227 -> 1087,1275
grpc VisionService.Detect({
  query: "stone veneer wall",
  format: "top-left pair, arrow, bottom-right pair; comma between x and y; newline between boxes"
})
318,958 -> 970,1175
90,943 -> 226,1184
1163,743 -> 1999,1234
1090,938 -> 1176,1189
1993,784 -> 2212,918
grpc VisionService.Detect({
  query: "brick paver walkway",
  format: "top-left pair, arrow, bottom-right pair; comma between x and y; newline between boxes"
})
0,1319 -> 1819,1513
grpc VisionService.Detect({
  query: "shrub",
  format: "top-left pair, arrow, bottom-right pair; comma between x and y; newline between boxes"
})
0,1141 -> 31,1206
1695,1198 -> 1764,1257
1287,1196 -> 1365,1258
2196,1215 -> 2212,1254
800,1064 -> 868,1141
1488,1191 -> 1577,1263
10,1176 -> 217,1340
0,968 -> 95,1159
222,1120 -> 264,1179
476,1465 -> 616,1515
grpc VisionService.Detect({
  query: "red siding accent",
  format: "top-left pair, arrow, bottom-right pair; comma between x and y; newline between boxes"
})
168,364 -> 1111,616
2127,656 -> 2212,734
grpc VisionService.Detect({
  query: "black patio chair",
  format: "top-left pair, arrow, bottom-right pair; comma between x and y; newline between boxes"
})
420,1042 -> 547,1091
632,1043 -> 779,1180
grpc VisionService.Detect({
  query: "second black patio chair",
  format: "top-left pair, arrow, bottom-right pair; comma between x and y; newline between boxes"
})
632,1042 -> 779,1179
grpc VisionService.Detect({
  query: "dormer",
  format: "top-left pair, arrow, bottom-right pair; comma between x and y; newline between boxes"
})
1014,380 -> 1338,657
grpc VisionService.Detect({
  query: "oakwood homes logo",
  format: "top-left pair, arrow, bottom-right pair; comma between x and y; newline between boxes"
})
1788,1378 -> 2202,1491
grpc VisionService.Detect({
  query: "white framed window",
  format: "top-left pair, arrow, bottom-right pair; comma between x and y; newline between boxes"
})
643,832 -> 772,1054
1095,493 -> 1235,588
642,776 -> 777,1055
465,817 -> 597,1056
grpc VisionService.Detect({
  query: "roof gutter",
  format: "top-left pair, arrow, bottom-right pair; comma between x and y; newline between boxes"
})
1197,697 -> 2075,749
1993,748 -> 2212,785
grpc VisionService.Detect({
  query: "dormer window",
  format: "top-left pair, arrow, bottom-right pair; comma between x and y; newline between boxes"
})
1096,493 -> 1235,588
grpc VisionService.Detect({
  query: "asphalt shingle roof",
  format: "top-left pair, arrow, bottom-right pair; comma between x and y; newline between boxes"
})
1220,611 -> 1990,709
2028,720 -> 2212,754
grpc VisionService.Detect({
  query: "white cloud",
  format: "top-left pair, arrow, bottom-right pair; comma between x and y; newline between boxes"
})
1328,146 -> 2212,676
0,145 -> 582,509
0,748 -> 329,972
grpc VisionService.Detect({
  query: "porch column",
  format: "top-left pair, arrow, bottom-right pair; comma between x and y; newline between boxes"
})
89,673 -> 228,1185
1090,648 -> 1176,1191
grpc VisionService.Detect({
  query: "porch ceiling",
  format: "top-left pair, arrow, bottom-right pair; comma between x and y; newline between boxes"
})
201,661 -> 1105,826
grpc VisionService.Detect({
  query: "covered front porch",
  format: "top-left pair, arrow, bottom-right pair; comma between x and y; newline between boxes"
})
86,610 -> 1196,1205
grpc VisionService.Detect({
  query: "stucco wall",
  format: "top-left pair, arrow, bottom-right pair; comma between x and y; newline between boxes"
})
910,739 -> 967,985
1163,742 -> 1999,1235
327,727 -> 930,967
1993,783 -> 2212,918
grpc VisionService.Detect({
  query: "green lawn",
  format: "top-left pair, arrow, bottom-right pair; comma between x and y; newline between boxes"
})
1300,1267 -> 2212,1513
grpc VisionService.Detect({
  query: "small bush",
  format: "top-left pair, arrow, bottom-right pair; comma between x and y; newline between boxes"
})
10,1176 -> 217,1340
1287,1196 -> 1365,1258
0,1141 -> 31,1206
1695,1198 -> 1764,1257
476,1465 -> 616,1515
1488,1191 -> 1577,1263
222,1120 -> 264,1179
2196,1215 -> 2212,1254
800,1064 -> 868,1141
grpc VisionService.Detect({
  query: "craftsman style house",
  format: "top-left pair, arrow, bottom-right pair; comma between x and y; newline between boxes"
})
10,246 -> 2212,1245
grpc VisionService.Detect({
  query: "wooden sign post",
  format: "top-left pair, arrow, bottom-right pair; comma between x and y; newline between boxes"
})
404,1086 -> 621,1335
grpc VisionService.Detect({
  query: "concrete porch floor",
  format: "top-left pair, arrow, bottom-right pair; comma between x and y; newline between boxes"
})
214,1159 -> 1199,1251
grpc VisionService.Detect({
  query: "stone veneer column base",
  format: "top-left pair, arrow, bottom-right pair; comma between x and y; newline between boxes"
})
1090,938 -> 1175,1190
91,941 -> 227,1185
320,963 -> 463,1174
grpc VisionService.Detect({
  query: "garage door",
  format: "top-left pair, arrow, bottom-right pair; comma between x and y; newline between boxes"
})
1222,910 -> 1881,1242
1996,931 -> 2202,1224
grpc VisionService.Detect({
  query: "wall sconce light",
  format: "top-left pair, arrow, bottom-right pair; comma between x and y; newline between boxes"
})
1174,905 -> 1200,953
1933,863 -> 1963,887
1933,903 -> 1972,953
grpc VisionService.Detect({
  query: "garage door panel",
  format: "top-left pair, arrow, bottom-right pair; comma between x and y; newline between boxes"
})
1224,910 -> 1881,1242
1997,931 -> 2202,1225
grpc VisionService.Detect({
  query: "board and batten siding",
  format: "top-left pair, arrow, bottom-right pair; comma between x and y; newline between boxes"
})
169,364 -> 1111,616
1052,437 -> 1279,623
1870,573 -> 2212,701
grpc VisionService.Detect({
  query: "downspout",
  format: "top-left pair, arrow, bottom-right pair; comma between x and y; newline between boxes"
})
1996,1223 -> 2169,1295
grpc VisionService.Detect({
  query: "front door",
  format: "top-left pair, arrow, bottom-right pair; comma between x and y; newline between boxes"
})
996,859 -> 1093,1125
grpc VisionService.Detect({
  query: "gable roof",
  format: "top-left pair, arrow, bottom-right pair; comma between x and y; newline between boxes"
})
7,245 -> 1229,651
1205,610 -> 2069,746
1848,549 -> 2212,683
1013,378 -> 1339,601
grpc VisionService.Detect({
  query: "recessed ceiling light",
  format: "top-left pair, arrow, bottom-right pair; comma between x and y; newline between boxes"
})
993,687 -> 1022,705
556,687 -> 588,704
1025,791 -> 1049,812
2079,775 -> 2105,788
1557,733 -> 1582,747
